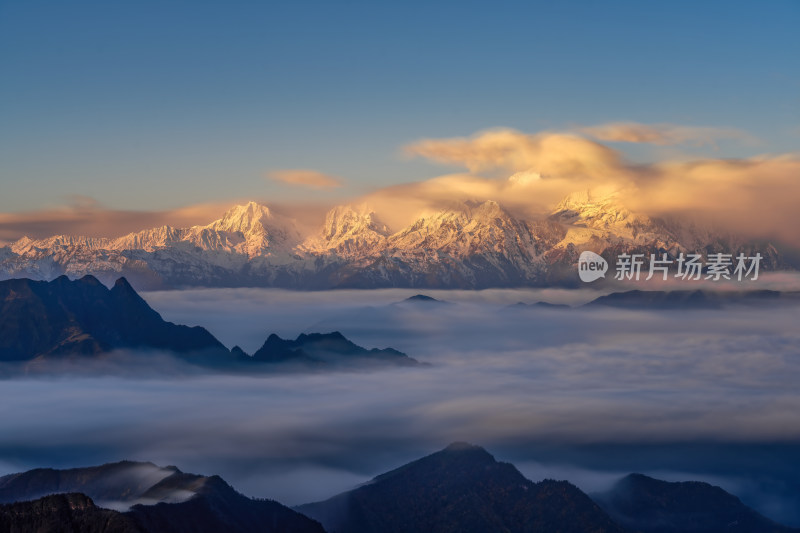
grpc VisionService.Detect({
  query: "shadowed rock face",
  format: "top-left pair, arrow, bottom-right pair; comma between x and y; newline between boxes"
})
0,275 -> 228,362
0,462 -> 325,533
297,442 -> 625,533
593,473 -> 798,533
0,493 -> 144,533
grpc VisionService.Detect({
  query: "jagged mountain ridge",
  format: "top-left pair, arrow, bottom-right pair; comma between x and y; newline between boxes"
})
0,462 -> 325,533
1,450 -> 798,533
297,442 -> 626,533
0,194 -> 783,289
593,473 -> 797,533
0,275 -> 419,370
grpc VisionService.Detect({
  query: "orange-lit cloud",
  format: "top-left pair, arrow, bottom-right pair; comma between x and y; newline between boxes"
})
389,127 -> 800,246
268,169 -> 343,189
404,128 -> 626,180
579,121 -> 753,146
2,126 -> 799,250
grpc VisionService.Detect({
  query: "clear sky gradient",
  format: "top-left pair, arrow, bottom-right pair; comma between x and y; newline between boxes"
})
1,0 -> 798,213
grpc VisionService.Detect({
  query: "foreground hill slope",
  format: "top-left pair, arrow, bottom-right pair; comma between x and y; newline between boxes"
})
0,462 -> 324,533
593,473 -> 797,533
298,442 -> 625,533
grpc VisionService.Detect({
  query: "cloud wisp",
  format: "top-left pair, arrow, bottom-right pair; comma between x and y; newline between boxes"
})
579,121 -> 754,146
267,169 -> 344,189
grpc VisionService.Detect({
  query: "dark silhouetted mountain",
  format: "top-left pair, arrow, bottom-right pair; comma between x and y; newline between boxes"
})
586,289 -> 790,310
0,462 -> 324,533
593,473 -> 798,533
127,473 -> 324,533
0,276 -> 418,372
392,294 -> 451,306
0,493 -> 144,533
297,442 -> 624,533
404,294 -> 440,303
251,331 -> 422,367
0,275 -> 230,363
0,460 -> 190,507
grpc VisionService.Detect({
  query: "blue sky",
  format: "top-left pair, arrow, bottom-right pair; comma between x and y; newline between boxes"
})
0,0 -> 798,213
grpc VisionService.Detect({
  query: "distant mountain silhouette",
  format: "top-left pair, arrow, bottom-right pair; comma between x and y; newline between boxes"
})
0,493 -> 144,532
585,289 -> 790,310
593,473 -> 798,533
393,294 -> 451,306
297,442 -> 624,533
0,276 -> 419,371
0,275 -> 229,363
0,461 -> 324,533
251,331 -> 422,367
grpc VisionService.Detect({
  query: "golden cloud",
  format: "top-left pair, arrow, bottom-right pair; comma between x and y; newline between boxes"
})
384,127 -> 800,246
268,169 -> 343,189
404,128 -> 628,182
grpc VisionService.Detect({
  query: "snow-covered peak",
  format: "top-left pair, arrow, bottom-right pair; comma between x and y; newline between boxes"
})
11,234 -> 109,254
321,204 -> 390,240
552,190 -> 641,228
303,204 -> 390,257
197,202 -> 301,257
550,190 -> 671,248
207,201 -> 275,235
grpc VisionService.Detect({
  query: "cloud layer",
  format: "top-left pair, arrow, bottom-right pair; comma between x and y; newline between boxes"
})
1,288 -> 799,522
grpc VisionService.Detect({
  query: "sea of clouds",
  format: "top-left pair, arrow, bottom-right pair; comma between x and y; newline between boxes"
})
1,282 -> 799,524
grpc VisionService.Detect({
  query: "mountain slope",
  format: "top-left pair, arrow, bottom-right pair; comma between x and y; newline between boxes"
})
297,442 -> 624,533
593,473 -> 798,533
0,462 -> 324,533
0,493 -> 144,533
0,275 -> 230,363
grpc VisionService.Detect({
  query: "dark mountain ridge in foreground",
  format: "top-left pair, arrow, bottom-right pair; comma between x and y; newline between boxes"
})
0,461 -> 324,533
1,446 -> 798,533
593,473 -> 797,533
0,493 -> 144,533
298,442 -> 625,533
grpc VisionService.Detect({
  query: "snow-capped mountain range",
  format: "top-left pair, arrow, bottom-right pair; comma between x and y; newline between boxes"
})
0,193 -> 782,289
